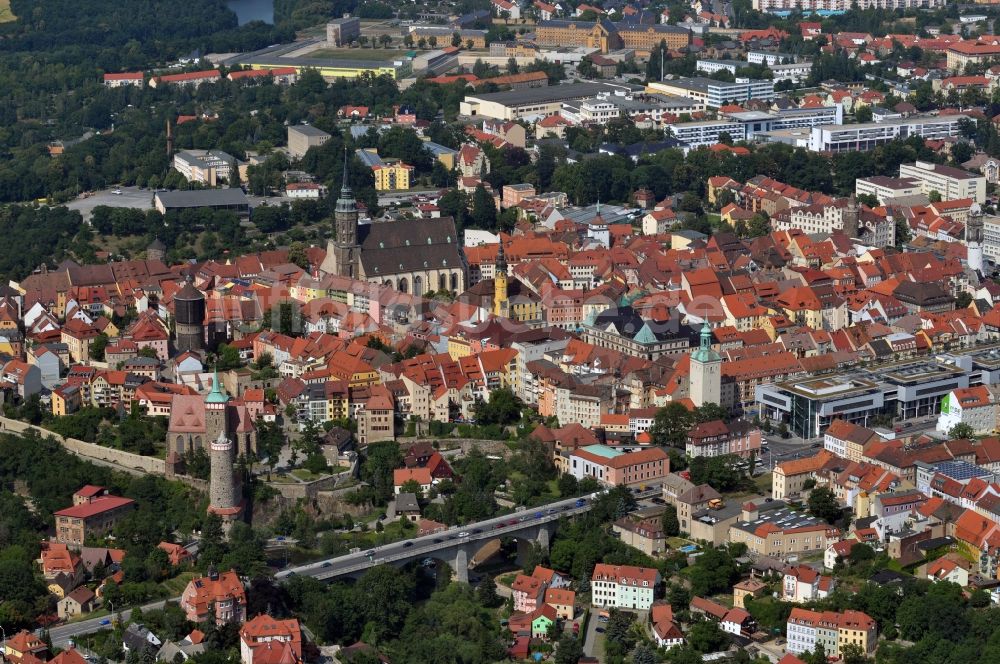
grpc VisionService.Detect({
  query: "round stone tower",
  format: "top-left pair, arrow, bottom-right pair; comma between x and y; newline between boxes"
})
174,274 -> 205,353
209,429 -> 237,516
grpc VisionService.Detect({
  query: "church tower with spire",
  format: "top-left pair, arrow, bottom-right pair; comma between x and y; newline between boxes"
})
493,240 -> 509,317
332,150 -> 360,278
689,322 -> 722,408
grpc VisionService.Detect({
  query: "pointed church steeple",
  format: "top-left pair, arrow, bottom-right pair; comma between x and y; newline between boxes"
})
337,148 -> 356,213
206,367 -> 229,404
495,238 -> 508,273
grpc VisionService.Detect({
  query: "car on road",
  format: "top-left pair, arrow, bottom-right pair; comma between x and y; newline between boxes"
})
518,515 -> 529,522
321,561 -> 332,568
459,531 -> 470,538
507,519 -> 519,526
433,538 -> 443,543
403,541 -> 414,548
471,528 -> 482,534
534,512 -> 543,519
561,505 -> 571,510
546,508 -> 557,514
100,619 -> 111,626
575,498 -> 587,507
495,523 -> 505,529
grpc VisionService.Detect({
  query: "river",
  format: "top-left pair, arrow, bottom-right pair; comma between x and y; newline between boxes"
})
226,0 -> 274,25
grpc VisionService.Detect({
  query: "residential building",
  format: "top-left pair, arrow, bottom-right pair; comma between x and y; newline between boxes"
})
57,587 -> 96,620
756,0 -> 943,12
103,72 -> 144,87
686,419 -> 762,459
729,500 -> 840,558
149,70 -> 220,88
239,615 -> 302,664
544,587 -> 576,620
591,563 -> 661,610
180,569 -> 247,625
782,565 -> 835,602
613,516 -> 666,556
937,385 -> 995,435
54,486 -> 136,546
512,574 -> 548,612
287,125 -> 331,159
173,150 -> 238,186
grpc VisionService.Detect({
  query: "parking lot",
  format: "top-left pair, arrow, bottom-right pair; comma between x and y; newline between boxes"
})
65,186 -> 154,221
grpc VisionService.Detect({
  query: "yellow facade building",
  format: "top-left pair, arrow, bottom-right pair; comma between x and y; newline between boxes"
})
372,162 -> 414,191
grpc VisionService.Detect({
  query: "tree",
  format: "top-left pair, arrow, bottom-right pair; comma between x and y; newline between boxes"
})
687,619 -> 728,653
928,190 -> 942,203
648,402 -> 694,448
472,387 -> 522,426
400,479 -> 423,498
661,504 -> 680,537
91,333 -> 110,361
470,184 -> 497,230
840,643 -> 866,664
688,546 -> 739,597
807,486 -> 842,524
631,643 -> 657,664
477,575 -> 503,608
554,634 -> 583,664
955,291 -> 973,309
949,422 -> 976,440
854,105 -> 873,123
361,442 -> 404,505
558,473 -> 579,497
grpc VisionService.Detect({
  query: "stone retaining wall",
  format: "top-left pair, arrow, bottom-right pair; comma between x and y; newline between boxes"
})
0,416 -> 166,474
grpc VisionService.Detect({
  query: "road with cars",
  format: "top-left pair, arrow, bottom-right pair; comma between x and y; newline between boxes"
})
279,490 -> 670,582
46,487 -> 664,646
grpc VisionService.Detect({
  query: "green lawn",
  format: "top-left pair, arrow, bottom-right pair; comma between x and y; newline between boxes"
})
160,571 -> 196,595
307,47 -> 403,61
291,468 -> 323,481
754,472 -> 773,494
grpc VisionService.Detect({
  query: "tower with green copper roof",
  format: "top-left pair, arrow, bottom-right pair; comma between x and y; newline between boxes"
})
690,322 -> 722,407
205,368 -> 230,452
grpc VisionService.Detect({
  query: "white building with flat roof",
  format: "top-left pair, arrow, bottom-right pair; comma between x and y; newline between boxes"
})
855,176 -> 923,205
808,116 -> 969,154
898,160 -> 987,204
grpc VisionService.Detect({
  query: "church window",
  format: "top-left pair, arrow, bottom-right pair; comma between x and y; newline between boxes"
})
379,242 -> 385,248
447,236 -> 451,242
427,238 -> 432,244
